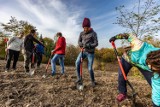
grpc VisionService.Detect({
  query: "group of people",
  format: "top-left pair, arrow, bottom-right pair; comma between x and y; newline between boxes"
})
4,17 -> 160,107
5,29 -> 45,73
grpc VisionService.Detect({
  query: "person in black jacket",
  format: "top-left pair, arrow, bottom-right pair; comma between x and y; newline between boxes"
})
23,29 -> 44,73
75,18 -> 98,87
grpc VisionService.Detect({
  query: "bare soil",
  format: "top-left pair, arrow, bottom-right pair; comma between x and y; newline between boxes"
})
0,60 -> 152,107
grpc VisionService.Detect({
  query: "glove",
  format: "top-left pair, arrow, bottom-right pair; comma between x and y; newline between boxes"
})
109,36 -> 116,42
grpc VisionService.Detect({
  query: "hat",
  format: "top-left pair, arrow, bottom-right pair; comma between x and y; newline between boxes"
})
82,18 -> 91,28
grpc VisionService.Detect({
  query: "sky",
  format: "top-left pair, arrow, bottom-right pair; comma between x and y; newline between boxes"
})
0,0 -> 160,48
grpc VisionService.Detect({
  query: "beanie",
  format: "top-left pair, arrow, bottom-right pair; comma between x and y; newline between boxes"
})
82,18 -> 91,28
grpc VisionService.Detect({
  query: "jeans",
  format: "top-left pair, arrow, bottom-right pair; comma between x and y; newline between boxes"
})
51,54 -> 65,75
6,49 -> 20,70
75,51 -> 95,82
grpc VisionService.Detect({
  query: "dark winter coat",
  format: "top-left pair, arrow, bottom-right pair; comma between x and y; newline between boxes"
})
24,34 -> 43,52
78,29 -> 98,53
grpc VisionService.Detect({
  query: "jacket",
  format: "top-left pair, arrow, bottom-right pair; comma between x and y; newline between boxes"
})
36,44 -> 44,54
7,36 -> 23,51
54,36 -> 66,55
24,34 -> 43,52
78,28 -> 98,53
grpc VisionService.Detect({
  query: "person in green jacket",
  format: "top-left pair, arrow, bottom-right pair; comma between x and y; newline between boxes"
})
109,33 -> 160,107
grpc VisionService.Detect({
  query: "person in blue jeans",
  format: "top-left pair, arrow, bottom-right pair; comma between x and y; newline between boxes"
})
75,17 -> 98,87
109,33 -> 160,107
51,32 -> 66,76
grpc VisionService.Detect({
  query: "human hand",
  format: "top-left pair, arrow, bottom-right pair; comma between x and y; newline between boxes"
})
51,50 -> 55,55
5,48 -> 8,52
109,36 -> 116,43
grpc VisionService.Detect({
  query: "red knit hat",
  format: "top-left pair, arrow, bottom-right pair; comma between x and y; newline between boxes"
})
82,18 -> 91,28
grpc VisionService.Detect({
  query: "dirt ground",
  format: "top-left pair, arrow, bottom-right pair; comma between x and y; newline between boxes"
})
0,60 -> 152,107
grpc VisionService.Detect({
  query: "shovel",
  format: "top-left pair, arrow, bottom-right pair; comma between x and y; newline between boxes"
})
30,52 -> 35,76
111,41 -> 137,106
77,48 -> 84,90
42,55 -> 52,78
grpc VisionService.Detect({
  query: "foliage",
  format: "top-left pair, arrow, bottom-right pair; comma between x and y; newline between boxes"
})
143,35 -> 160,47
1,16 -> 36,36
43,37 -> 55,58
95,48 -> 123,62
0,32 -> 8,59
64,44 -> 79,65
115,0 -> 160,38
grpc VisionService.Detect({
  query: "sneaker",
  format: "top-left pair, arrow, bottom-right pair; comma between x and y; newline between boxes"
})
51,73 -> 55,76
116,93 -> 127,102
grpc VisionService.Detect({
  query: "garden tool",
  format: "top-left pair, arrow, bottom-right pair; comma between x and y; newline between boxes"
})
42,55 -> 52,78
77,48 -> 84,90
111,41 -> 137,107
30,51 -> 36,76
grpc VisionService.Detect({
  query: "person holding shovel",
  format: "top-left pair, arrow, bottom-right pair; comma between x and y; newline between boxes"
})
109,33 -> 160,107
51,32 -> 66,76
23,29 -> 44,74
75,17 -> 98,87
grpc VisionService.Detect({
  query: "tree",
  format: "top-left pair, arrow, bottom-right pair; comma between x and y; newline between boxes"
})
115,0 -> 160,38
65,44 -> 79,65
143,35 -> 160,47
1,16 -> 36,36
43,37 -> 55,57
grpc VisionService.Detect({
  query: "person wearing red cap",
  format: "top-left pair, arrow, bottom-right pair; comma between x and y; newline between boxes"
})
75,17 -> 98,87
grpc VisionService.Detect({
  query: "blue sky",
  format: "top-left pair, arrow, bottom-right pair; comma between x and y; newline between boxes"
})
0,0 -> 159,48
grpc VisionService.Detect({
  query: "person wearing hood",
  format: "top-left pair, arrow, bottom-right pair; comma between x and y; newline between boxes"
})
75,17 -> 98,87
5,31 -> 24,72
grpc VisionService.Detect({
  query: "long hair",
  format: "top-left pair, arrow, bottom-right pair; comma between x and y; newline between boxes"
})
146,50 -> 160,74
